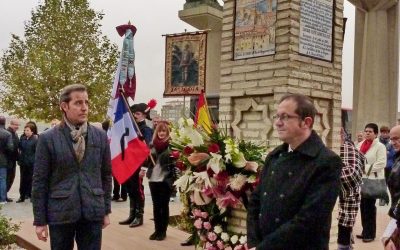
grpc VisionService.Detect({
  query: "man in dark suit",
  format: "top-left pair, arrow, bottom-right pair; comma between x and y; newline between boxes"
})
247,94 -> 342,250
0,116 -> 13,204
32,84 -> 112,250
6,118 -> 19,202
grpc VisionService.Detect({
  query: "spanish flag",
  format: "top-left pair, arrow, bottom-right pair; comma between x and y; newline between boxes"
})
194,91 -> 212,134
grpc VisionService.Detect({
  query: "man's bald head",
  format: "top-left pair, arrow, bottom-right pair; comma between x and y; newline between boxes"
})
390,125 -> 400,152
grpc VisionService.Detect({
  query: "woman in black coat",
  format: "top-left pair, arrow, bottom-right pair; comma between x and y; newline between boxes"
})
17,122 -> 38,202
146,121 -> 175,241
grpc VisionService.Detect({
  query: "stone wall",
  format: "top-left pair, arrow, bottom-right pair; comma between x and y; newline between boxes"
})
218,0 -> 344,245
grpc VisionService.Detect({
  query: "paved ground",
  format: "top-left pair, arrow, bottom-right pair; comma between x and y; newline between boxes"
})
1,168 -> 391,249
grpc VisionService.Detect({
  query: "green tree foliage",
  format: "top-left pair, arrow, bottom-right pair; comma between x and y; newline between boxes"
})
0,0 -> 118,121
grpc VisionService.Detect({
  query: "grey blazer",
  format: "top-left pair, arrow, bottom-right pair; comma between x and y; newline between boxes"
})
32,122 -> 112,226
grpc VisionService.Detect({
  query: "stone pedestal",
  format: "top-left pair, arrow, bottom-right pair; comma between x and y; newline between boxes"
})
349,0 -> 399,133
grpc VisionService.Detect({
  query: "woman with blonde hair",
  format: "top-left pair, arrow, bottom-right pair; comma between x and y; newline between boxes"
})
147,121 -> 175,241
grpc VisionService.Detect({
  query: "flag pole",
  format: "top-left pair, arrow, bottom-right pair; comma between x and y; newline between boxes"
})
118,87 -> 156,166
201,90 -> 214,124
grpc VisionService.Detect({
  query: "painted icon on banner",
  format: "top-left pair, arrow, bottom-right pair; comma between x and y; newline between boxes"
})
164,32 -> 207,96
234,0 -> 277,60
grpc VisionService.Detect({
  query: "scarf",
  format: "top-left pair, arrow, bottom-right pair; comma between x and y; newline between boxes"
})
360,139 -> 373,154
65,118 -> 88,162
153,136 -> 169,153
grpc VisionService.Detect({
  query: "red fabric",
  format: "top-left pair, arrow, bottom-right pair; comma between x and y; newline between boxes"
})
359,139 -> 373,154
111,138 -> 149,184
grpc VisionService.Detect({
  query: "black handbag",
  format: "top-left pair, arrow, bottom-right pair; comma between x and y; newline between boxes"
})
361,163 -> 389,203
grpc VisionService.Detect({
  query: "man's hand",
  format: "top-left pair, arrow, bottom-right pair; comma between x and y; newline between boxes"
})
35,225 -> 48,242
139,169 -> 146,178
103,215 -> 110,229
385,239 -> 397,250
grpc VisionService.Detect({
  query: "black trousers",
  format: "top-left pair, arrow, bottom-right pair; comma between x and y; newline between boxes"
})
49,219 -> 102,250
19,164 -> 33,198
360,197 -> 376,239
149,182 -> 171,233
112,177 -> 127,200
125,170 -> 144,212
6,161 -> 16,192
337,225 -> 352,245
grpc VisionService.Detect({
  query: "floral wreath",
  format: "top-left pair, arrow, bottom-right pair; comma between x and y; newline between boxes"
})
171,118 -> 267,250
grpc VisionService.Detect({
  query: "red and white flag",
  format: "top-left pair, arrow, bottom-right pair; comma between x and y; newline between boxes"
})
109,97 -> 150,184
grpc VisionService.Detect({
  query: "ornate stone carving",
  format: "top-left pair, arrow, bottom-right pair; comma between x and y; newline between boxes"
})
231,96 -> 273,144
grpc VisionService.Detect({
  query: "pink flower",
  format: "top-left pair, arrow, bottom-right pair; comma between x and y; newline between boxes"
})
208,232 -> 218,241
208,143 -> 220,153
224,247 -> 232,250
170,150 -> 180,159
188,152 -> 209,166
192,208 -> 202,218
203,221 -> 212,230
201,211 -> 209,219
244,161 -> 258,172
234,245 -> 244,250
217,240 -> 225,249
194,218 -> 203,229
205,242 -> 213,248
216,191 -> 240,210
199,234 -> 207,241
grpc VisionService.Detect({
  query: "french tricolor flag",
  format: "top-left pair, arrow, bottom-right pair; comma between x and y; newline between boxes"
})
110,97 -> 150,184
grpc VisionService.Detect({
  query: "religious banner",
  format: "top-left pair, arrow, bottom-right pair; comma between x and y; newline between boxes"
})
299,0 -> 334,61
164,32 -> 207,96
234,0 -> 277,60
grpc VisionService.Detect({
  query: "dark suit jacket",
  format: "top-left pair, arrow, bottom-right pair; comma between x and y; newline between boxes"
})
32,122 -> 112,226
247,131 -> 342,250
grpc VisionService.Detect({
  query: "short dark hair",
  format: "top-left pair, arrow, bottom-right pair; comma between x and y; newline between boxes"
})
0,116 -> 5,126
279,94 -> 317,126
365,123 -> 379,134
59,84 -> 87,104
24,122 -> 37,134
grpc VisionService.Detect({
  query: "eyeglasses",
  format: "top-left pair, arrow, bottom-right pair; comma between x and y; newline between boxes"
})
272,114 -> 300,122
390,137 -> 400,142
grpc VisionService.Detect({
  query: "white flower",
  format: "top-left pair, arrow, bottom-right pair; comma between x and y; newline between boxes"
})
173,172 -> 193,192
178,117 -> 185,127
232,152 -> 246,168
193,171 -> 213,189
207,153 -> 224,174
230,235 -> 239,244
239,235 -> 247,244
192,189 -> 212,205
213,225 -> 223,234
221,232 -> 230,242
186,118 -> 194,127
229,174 -> 247,191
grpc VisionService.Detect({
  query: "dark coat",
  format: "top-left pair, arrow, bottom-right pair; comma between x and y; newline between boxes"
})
247,131 -> 342,250
146,147 -> 176,189
6,127 -> 19,166
387,152 -> 400,218
32,122 -> 112,226
0,125 -> 13,168
18,134 -> 38,168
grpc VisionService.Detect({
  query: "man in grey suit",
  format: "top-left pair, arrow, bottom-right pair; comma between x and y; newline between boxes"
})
32,84 -> 112,250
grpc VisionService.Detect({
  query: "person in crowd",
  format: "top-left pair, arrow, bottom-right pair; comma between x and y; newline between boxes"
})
119,103 -> 152,227
337,128 -> 365,250
246,93 -> 342,249
17,122 -> 38,203
382,125 -> 400,249
6,118 -> 19,202
380,126 -> 396,182
356,123 -> 387,242
50,119 -> 60,128
147,121 -> 175,241
32,84 -> 112,249
0,116 -> 13,204
356,131 -> 364,144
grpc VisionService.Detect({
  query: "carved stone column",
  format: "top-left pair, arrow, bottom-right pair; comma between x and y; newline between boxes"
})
349,0 -> 399,133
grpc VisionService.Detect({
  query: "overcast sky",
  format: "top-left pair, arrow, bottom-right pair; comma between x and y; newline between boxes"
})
0,0 -> 354,113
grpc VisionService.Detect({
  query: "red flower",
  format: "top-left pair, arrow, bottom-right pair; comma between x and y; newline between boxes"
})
176,160 -> 186,171
207,143 -> 220,153
183,146 -> 194,155
170,150 -> 180,159
215,171 -> 229,186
